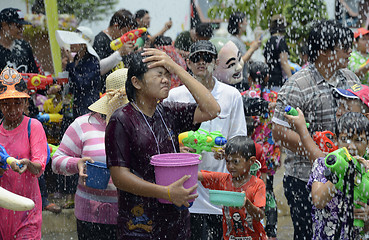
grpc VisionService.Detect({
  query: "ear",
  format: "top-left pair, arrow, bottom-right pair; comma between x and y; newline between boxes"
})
215,58 -> 219,66
364,112 -> 369,121
247,75 -> 253,86
249,156 -> 256,164
186,58 -> 192,71
264,75 -> 270,84
332,133 -> 338,145
131,76 -> 142,90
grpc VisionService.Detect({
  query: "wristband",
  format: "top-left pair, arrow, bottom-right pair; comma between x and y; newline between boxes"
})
167,187 -> 172,203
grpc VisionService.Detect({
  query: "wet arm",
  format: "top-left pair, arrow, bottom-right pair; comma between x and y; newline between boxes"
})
244,199 -> 265,221
280,52 -> 292,78
311,181 -> 337,209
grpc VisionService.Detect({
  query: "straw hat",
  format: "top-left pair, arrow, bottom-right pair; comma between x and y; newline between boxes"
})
88,68 -> 129,123
0,68 -> 30,100
55,26 -> 99,60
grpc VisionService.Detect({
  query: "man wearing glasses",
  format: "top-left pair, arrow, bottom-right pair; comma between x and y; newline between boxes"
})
165,40 -> 247,240
0,8 -> 39,74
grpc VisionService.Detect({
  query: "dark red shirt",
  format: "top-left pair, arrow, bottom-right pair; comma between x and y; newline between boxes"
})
106,101 -> 199,239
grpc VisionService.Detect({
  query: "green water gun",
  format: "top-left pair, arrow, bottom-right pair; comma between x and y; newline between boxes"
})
178,129 -> 227,154
324,147 -> 369,227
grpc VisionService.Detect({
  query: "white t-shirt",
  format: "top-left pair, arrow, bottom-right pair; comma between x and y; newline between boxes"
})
165,77 -> 247,215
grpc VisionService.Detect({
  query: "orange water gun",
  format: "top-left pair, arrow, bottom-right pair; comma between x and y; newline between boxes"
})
110,28 -> 147,50
313,131 -> 338,153
360,58 -> 369,68
20,73 -> 68,91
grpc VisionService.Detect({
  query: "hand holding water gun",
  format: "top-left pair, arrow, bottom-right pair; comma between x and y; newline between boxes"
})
285,105 -> 310,128
324,147 -> 369,227
0,144 -> 24,173
178,129 -> 227,155
313,131 -> 338,153
110,28 -> 147,50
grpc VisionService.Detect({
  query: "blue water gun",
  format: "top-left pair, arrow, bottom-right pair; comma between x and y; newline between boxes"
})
0,144 -> 22,170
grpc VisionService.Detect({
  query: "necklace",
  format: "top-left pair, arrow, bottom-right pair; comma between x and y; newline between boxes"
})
131,102 -> 177,154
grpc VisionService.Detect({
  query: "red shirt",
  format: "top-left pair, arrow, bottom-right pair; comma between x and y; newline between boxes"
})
201,170 -> 267,240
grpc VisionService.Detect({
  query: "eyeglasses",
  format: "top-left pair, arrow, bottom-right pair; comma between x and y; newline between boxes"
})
189,53 -> 215,63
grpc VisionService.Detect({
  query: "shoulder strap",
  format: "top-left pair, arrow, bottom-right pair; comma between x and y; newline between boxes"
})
28,118 -> 31,139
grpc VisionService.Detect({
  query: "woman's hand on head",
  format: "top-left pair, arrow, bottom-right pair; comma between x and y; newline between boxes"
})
168,175 -> 198,207
77,157 -> 94,184
141,48 -> 178,74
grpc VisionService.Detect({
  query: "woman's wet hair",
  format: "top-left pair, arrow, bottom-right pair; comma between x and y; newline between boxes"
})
225,136 -> 255,160
135,9 -> 149,20
249,61 -> 269,86
227,12 -> 245,35
109,9 -> 136,29
308,20 -> 353,63
336,112 -> 369,140
126,52 -> 149,102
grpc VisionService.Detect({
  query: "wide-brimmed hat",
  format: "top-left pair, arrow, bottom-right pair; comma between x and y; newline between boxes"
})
0,68 -> 30,100
88,68 -> 128,123
55,26 -> 99,60
0,8 -> 31,25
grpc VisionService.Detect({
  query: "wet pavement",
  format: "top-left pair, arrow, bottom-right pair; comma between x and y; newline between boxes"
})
41,154 -> 294,239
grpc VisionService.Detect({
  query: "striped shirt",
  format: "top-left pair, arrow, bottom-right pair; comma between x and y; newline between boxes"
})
272,64 -> 360,181
52,113 -> 118,224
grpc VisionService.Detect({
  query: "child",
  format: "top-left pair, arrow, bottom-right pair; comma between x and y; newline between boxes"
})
241,61 -> 280,239
285,110 -> 369,239
0,68 -> 48,239
198,136 -> 267,240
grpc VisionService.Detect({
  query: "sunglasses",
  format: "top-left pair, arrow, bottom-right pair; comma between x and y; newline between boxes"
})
189,53 -> 215,63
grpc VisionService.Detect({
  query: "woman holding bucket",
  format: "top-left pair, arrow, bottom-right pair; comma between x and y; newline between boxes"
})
105,48 -> 220,239
52,68 -> 129,240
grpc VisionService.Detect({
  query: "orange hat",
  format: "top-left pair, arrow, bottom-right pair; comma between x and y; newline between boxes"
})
354,28 -> 369,39
0,68 -> 30,100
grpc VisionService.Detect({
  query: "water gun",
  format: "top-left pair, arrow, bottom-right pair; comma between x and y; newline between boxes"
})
324,147 -> 369,227
178,129 -> 227,154
48,144 -> 59,159
285,105 -> 310,128
20,73 -> 68,91
36,112 -> 63,123
313,131 -> 338,153
0,144 -> 22,170
110,28 -> 147,50
288,60 -> 302,75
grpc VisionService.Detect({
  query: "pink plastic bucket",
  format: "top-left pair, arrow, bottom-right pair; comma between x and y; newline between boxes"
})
150,153 -> 201,204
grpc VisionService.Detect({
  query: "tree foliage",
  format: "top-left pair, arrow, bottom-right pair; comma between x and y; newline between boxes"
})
29,0 -> 118,23
208,0 -> 328,61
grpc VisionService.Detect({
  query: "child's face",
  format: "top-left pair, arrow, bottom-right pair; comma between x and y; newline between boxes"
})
336,99 -> 363,120
225,153 -> 255,179
0,98 -> 26,122
337,130 -> 367,156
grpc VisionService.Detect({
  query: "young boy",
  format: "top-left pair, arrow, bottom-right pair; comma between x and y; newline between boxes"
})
198,136 -> 267,240
285,110 -> 369,239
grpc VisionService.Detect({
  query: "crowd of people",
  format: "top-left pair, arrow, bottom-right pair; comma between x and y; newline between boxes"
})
1,4 -> 369,240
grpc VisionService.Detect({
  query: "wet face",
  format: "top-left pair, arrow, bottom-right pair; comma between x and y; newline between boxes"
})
356,34 -> 369,54
187,51 -> 217,79
225,153 -> 254,179
140,66 -> 171,100
336,98 -> 363,120
326,45 -> 352,69
239,18 -> 247,35
70,44 -> 87,56
214,41 -> 244,84
337,130 -> 367,157
0,98 -> 26,122
2,22 -> 23,40
138,13 -> 151,28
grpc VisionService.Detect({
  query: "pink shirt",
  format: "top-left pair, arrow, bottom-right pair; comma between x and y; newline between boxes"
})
52,113 -> 118,224
0,116 -> 47,240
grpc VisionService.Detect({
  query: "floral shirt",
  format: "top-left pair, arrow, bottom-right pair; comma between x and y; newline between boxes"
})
244,84 -> 280,175
348,50 -> 369,85
307,157 -> 361,240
